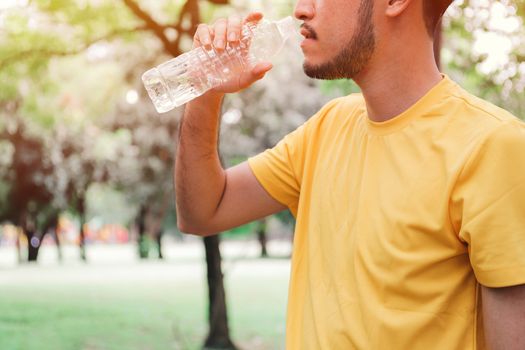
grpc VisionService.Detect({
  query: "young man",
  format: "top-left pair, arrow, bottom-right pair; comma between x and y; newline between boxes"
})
175,0 -> 525,348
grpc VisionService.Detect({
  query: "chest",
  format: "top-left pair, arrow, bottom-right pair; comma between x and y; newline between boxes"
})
300,128 -> 466,264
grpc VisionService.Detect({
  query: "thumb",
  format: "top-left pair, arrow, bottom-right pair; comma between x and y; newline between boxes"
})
251,62 -> 273,77
237,62 -> 273,90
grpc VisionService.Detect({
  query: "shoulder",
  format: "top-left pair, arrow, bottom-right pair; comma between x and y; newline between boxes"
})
437,78 -> 524,155
473,120 -> 525,163
453,93 -> 525,184
446,79 -> 522,129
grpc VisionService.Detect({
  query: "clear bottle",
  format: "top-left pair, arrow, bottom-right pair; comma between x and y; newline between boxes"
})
142,16 -> 296,113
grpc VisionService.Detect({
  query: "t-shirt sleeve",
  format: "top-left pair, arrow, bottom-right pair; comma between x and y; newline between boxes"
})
452,121 -> 525,287
247,113 -> 320,217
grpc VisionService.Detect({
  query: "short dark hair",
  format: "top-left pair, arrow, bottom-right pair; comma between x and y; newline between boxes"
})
422,0 -> 453,37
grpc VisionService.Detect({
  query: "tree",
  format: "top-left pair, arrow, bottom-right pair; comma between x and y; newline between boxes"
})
0,120 -> 56,261
0,0 -> 237,348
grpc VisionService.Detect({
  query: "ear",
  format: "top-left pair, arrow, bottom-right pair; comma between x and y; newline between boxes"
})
385,0 -> 412,17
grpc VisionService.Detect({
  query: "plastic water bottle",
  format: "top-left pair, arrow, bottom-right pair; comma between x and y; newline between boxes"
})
142,16 -> 296,113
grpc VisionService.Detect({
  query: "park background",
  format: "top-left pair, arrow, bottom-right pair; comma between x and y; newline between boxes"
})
0,0 -> 524,349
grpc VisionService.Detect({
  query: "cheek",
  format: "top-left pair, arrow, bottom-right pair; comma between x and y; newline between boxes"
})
318,2 -> 359,42
316,14 -> 354,46
320,29 -> 350,51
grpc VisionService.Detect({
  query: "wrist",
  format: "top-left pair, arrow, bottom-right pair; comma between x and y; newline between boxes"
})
185,90 -> 224,113
198,90 -> 225,106
204,89 -> 226,100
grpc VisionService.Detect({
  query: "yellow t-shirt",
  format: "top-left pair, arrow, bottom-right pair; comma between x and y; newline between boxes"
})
248,76 -> 525,349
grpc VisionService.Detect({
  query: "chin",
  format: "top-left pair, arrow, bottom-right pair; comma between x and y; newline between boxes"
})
303,60 -> 350,80
303,62 -> 327,80
302,58 -> 323,73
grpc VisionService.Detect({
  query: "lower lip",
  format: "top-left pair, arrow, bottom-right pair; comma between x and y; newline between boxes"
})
300,38 -> 315,48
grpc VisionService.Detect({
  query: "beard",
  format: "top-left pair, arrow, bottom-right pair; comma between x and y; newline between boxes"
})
303,0 -> 375,80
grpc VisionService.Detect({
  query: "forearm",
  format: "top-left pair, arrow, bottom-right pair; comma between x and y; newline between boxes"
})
175,92 -> 226,233
482,284 -> 525,350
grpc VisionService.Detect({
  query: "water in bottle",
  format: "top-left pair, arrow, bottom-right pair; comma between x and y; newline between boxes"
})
142,16 -> 296,113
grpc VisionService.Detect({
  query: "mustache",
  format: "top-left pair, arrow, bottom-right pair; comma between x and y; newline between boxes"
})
301,23 -> 318,40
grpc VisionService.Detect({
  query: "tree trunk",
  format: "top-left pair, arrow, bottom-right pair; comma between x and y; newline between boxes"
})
78,223 -> 87,261
50,223 -> 63,262
203,235 -> 237,350
77,197 -> 88,261
26,229 -> 39,262
256,219 -> 268,258
155,229 -> 163,259
26,214 -> 60,262
136,205 -> 148,259
120,1 -> 235,347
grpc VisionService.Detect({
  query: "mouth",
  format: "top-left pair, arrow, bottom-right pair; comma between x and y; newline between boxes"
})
300,23 -> 317,40
300,28 -> 313,39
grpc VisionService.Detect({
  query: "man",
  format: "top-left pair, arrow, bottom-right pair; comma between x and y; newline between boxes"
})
175,0 -> 525,348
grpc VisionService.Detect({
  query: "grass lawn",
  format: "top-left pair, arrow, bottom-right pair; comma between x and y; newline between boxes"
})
0,240 -> 291,350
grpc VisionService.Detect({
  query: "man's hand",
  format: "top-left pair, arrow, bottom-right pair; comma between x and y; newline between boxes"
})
192,11 -> 273,94
482,284 -> 525,350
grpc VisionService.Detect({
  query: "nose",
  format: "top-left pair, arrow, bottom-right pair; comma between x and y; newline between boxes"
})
294,0 -> 315,21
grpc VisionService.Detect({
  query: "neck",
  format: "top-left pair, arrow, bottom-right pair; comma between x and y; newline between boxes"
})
354,40 -> 442,123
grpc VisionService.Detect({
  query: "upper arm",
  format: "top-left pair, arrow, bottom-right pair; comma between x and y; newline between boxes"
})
452,122 -> 525,286
183,106 -> 322,235
201,161 -> 286,235
199,115 -> 318,235
482,284 -> 525,350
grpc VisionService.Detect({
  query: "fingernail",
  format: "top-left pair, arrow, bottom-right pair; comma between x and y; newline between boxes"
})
215,39 -> 224,48
228,32 -> 237,41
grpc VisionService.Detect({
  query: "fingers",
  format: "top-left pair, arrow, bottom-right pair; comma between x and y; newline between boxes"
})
194,23 -> 213,49
194,12 -> 264,50
215,14 -> 243,50
213,18 -> 228,50
226,15 -> 241,43
243,11 -> 263,25
192,13 -> 272,93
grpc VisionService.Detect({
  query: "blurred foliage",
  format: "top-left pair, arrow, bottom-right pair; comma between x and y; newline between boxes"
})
443,0 -> 525,118
320,79 -> 360,96
0,0 -> 182,233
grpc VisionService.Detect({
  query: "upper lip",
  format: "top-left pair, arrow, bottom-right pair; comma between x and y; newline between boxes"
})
300,24 -> 316,40
300,28 -> 312,39
300,27 -> 314,39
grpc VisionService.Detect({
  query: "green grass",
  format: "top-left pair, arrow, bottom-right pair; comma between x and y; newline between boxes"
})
0,244 -> 290,350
